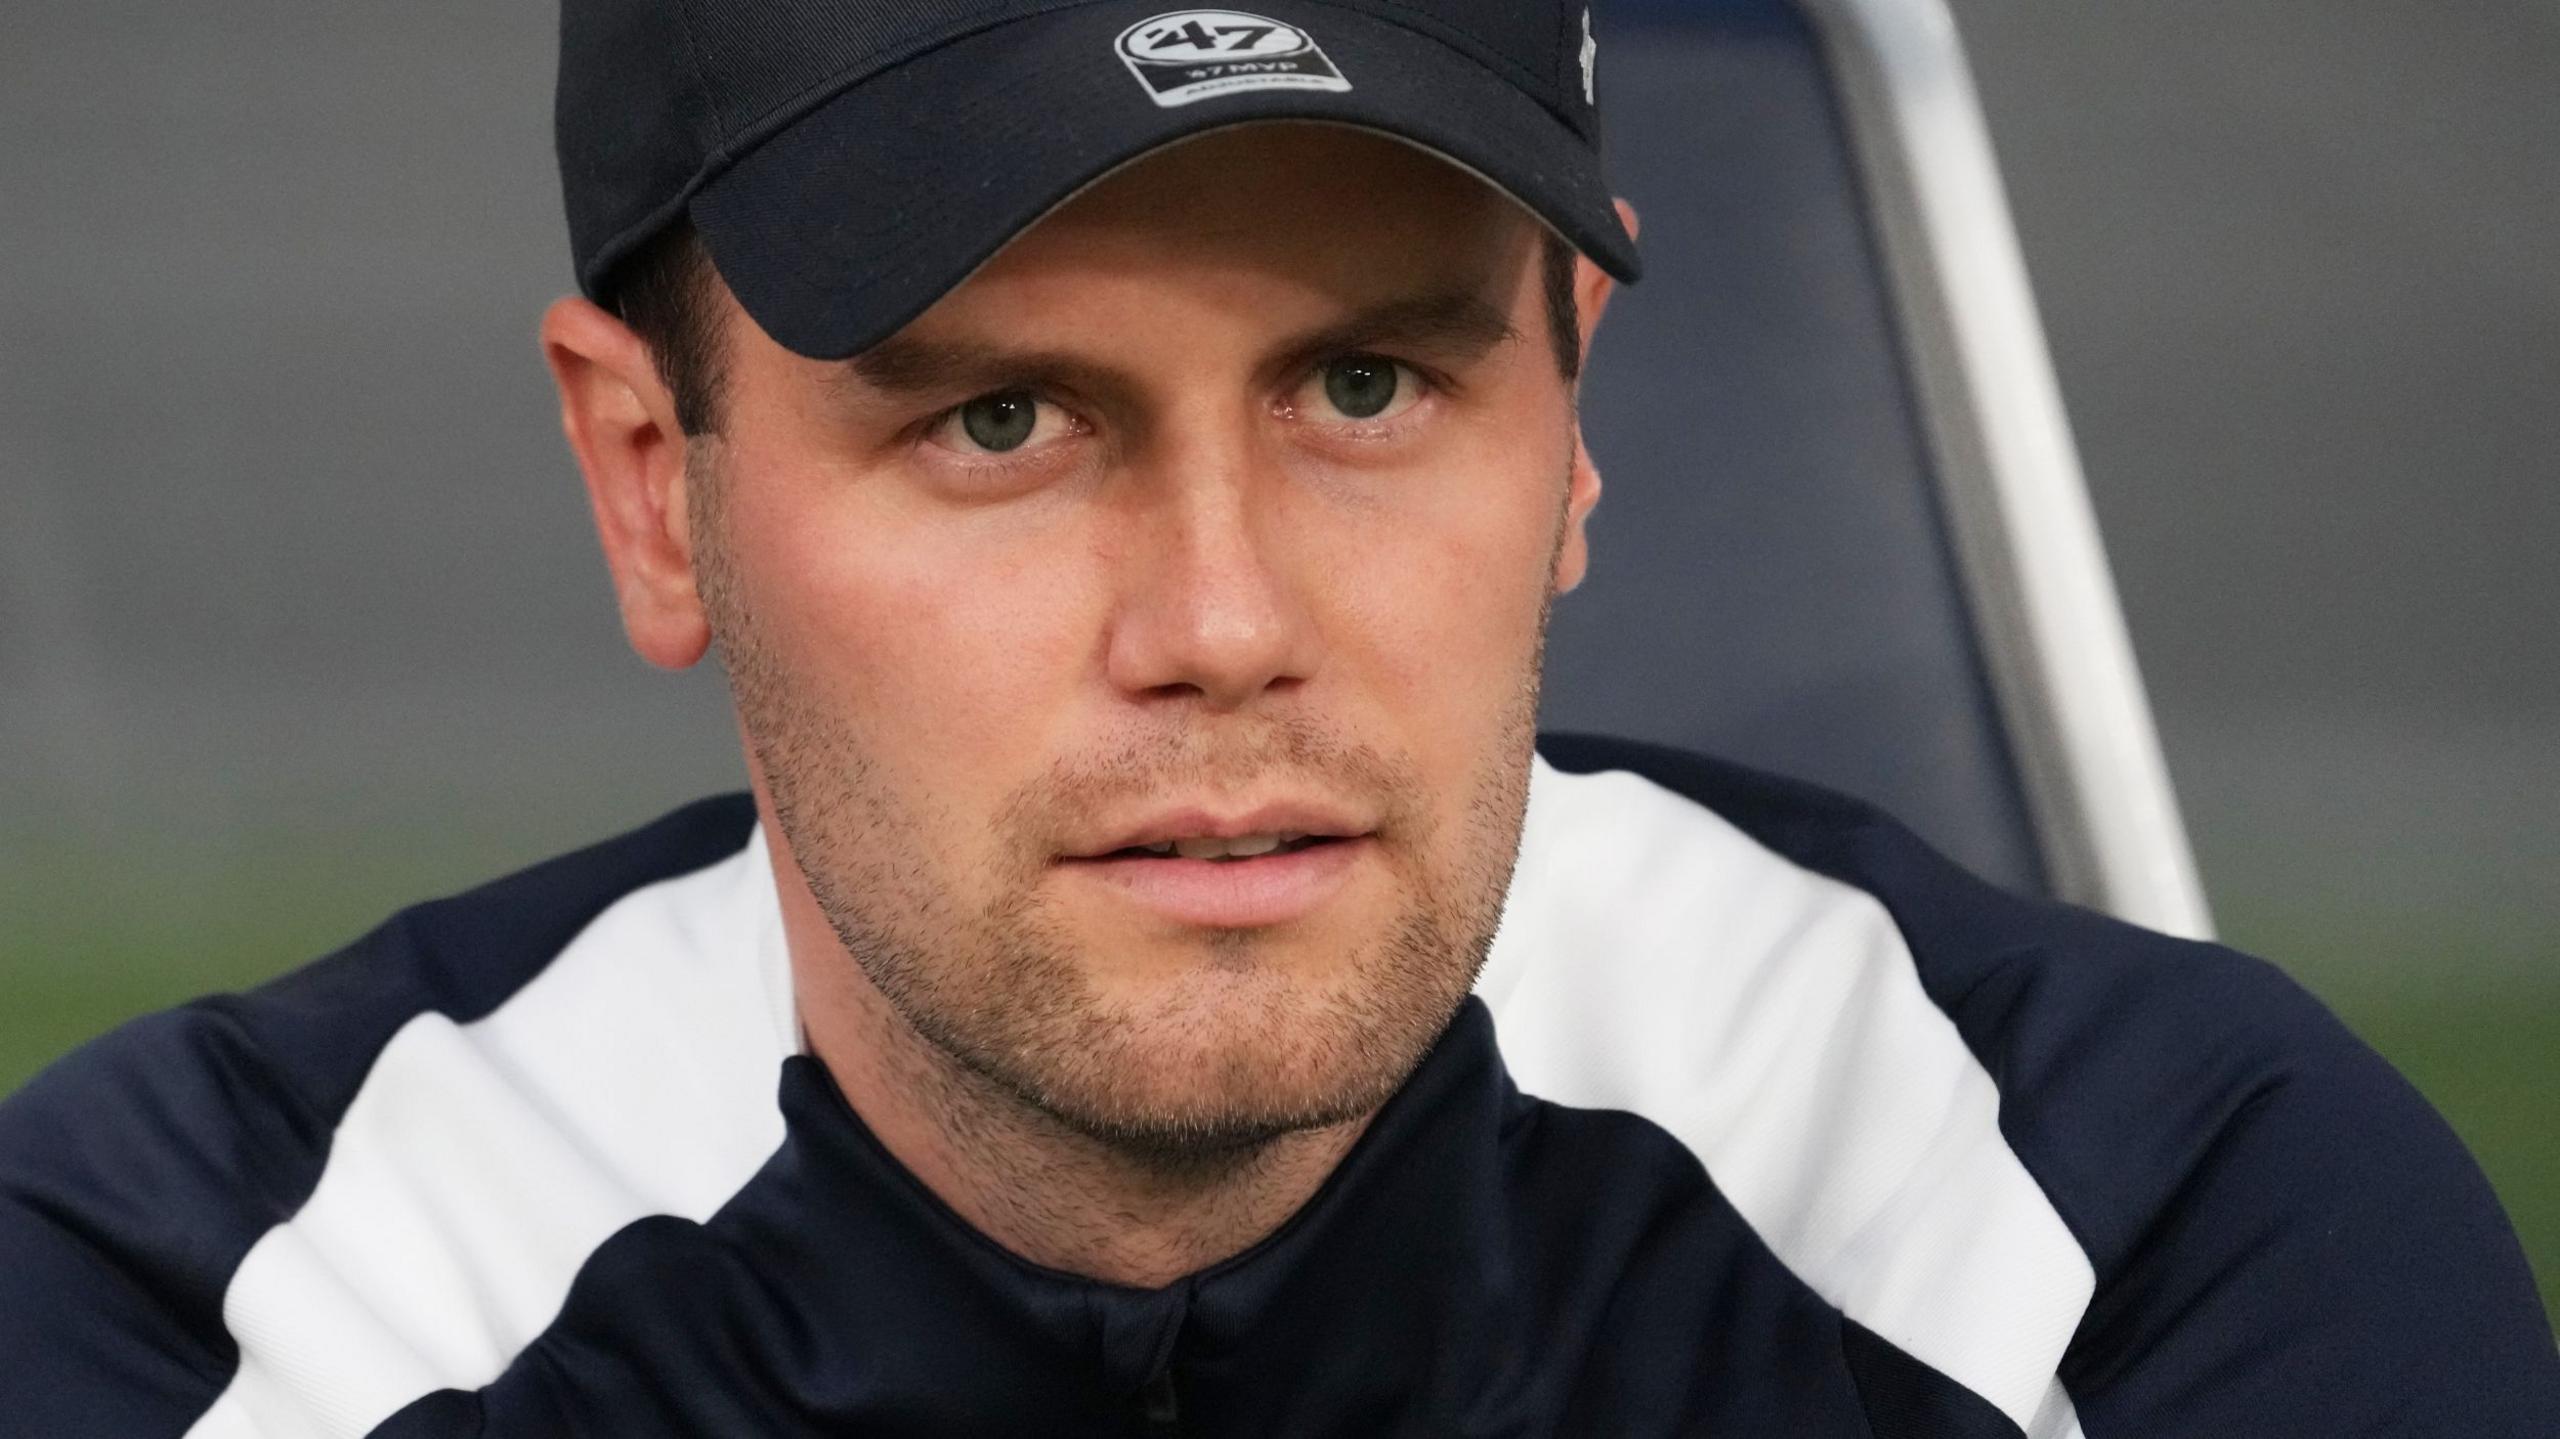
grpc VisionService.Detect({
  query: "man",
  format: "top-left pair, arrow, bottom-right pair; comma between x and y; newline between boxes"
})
1,0 -> 2552,1434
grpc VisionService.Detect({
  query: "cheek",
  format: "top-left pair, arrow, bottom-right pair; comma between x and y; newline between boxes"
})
747,485 -> 1099,790
1303,440 -> 1564,745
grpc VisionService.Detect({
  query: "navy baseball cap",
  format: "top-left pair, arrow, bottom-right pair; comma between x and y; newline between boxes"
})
556,0 -> 1642,360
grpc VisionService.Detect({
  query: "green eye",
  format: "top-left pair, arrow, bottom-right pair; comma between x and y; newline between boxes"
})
959,391 -> 1039,452
1321,357 -> 1401,420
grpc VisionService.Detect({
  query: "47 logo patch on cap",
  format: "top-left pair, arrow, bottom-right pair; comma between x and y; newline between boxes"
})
1117,10 -> 1352,108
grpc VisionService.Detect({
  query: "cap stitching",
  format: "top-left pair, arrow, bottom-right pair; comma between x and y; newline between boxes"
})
668,0 -> 729,147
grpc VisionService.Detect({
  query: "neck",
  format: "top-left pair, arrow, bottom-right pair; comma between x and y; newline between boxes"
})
768,837 -> 1368,1290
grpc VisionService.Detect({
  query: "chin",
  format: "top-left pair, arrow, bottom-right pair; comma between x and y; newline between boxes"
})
968,930 -> 1480,1159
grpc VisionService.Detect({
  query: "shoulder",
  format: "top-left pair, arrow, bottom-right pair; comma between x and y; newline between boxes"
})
0,793 -> 765,1436
1494,733 -> 2558,1433
1505,732 -> 2453,1266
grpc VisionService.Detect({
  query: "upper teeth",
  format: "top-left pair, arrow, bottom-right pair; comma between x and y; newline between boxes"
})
1139,832 -> 1304,859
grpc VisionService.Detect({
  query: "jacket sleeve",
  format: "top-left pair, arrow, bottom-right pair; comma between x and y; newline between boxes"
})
2054,982 -> 2559,1436
0,1005 -> 311,1438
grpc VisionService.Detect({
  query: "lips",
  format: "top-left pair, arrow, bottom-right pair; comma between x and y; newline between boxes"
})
1107,832 -> 1330,861
1057,833 -> 1373,927
1053,799 -> 1377,926
1063,802 -> 1373,862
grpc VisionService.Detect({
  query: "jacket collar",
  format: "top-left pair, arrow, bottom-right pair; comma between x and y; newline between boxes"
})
747,996 -> 1523,1424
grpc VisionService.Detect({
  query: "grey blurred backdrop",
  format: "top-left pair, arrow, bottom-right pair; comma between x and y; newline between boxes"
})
2,1 -> 2553,1304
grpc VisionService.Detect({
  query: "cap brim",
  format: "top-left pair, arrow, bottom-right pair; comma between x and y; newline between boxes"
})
688,0 -> 1639,360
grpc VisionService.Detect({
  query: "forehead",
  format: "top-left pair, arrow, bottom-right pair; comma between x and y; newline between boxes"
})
942,123 -> 1540,318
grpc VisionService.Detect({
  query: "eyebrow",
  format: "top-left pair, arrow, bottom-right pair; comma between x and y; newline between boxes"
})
1280,290 -> 1523,371
842,337 -> 1085,399
840,288 -> 1523,399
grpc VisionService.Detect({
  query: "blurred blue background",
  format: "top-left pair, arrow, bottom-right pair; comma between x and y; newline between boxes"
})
2,0 -> 2552,1320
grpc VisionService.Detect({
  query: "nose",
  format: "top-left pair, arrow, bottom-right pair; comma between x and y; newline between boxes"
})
1103,430 -> 1322,712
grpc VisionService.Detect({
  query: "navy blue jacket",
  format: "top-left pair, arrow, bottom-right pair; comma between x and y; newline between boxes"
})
4,736 -> 2553,1435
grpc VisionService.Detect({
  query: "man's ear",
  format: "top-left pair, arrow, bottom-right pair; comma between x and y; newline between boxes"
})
1555,198 -> 1639,597
540,296 -> 711,670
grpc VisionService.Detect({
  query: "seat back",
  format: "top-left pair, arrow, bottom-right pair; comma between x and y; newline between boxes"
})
1540,0 -> 2210,933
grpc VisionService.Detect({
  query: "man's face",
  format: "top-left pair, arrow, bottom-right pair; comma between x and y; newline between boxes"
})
690,125 -> 1597,1155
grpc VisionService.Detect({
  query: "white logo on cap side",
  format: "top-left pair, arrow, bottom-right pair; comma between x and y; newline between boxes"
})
1117,10 -> 1352,109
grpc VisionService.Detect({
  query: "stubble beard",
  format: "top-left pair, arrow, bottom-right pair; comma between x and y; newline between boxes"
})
694,461 -> 1564,1166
